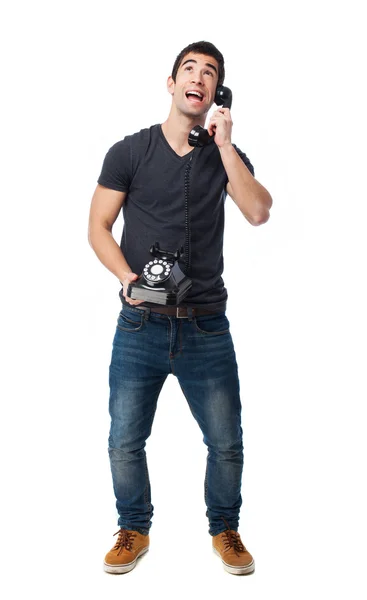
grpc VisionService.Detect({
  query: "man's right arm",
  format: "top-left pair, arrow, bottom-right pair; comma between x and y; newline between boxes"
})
87,184 -> 143,305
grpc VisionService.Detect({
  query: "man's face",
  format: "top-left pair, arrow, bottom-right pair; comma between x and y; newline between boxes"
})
168,52 -> 219,117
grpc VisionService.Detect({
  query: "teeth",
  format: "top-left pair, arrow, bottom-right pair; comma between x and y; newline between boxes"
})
187,91 -> 203,99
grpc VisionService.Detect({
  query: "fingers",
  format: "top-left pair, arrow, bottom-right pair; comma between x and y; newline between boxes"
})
212,108 -> 231,117
210,111 -> 232,123
207,123 -> 216,136
124,295 -> 144,305
123,272 -> 144,305
208,106 -> 233,145
213,108 -> 226,116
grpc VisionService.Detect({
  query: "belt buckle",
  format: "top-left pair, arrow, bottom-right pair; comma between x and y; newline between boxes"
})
176,307 -> 188,318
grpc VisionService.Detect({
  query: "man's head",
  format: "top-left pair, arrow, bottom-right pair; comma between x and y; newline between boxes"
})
167,41 -> 225,120
171,41 -> 225,87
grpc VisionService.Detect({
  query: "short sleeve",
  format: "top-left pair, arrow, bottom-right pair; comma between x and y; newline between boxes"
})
231,143 -> 255,177
97,139 -> 132,192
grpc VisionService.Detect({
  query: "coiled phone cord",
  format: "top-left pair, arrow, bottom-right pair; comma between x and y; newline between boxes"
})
183,147 -> 197,276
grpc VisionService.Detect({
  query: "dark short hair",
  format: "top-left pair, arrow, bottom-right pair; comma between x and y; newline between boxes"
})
171,41 -> 225,87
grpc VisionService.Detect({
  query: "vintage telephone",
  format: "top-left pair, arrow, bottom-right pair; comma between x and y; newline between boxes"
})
126,242 -> 192,305
126,85 -> 233,306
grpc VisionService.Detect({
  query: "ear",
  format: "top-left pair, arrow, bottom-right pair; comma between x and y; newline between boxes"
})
167,75 -> 175,97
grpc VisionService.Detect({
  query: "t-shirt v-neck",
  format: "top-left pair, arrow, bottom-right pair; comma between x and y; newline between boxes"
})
158,124 -> 194,161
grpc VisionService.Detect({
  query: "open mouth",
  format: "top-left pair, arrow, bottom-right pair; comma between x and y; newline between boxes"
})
185,90 -> 204,103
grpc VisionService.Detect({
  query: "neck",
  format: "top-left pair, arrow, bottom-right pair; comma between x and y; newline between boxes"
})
161,105 -> 206,156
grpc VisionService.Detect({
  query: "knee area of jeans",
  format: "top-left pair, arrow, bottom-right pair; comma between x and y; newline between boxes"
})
207,440 -> 244,456
108,429 -> 148,449
108,443 -> 146,457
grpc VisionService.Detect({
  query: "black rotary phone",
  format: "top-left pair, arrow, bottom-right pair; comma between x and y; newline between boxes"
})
126,85 -> 233,306
126,242 -> 192,305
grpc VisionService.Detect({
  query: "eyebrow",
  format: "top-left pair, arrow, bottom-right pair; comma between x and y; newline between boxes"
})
181,58 -> 218,75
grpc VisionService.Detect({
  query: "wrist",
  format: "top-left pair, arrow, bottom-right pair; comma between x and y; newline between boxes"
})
118,270 -> 132,284
218,141 -> 234,152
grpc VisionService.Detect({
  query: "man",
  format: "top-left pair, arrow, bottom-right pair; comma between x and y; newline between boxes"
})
88,41 -> 272,576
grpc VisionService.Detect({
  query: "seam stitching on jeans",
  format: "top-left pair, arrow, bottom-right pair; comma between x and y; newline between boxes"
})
143,455 -> 151,530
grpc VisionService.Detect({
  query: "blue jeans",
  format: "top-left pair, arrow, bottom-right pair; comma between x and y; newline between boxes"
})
108,304 -> 244,537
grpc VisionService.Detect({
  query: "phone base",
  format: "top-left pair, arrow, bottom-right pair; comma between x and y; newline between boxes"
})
127,276 -> 192,306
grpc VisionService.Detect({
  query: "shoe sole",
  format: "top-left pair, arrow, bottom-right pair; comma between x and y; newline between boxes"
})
104,546 -> 149,574
213,547 -> 255,575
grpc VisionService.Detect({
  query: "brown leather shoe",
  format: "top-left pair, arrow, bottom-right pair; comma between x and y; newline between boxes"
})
104,528 -> 150,574
212,520 -> 255,575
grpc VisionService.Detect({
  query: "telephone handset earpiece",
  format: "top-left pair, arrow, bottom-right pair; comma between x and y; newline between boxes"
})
188,85 -> 233,148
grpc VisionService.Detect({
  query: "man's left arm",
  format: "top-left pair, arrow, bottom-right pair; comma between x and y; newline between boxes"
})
209,108 -> 273,226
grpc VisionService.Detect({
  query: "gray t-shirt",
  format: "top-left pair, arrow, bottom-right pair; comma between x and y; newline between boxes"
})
97,123 -> 254,311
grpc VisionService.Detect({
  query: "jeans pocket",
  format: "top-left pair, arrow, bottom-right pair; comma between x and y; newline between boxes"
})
194,312 -> 230,335
116,308 -> 145,333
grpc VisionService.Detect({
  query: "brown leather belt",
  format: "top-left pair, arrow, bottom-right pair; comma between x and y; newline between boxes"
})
134,305 -> 219,318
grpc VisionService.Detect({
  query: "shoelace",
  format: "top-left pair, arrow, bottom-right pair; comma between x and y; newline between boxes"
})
220,517 -> 246,556
112,529 -> 137,555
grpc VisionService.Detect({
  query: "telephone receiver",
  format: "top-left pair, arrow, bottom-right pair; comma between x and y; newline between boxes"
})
188,85 -> 233,148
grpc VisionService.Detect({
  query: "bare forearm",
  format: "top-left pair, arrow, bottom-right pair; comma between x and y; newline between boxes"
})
88,226 -> 132,283
219,144 -> 272,224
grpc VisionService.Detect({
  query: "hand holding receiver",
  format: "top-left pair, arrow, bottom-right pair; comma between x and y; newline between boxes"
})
188,85 -> 233,148
207,107 -> 233,148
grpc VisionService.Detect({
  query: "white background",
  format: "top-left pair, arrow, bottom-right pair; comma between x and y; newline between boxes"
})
1,0 -> 366,597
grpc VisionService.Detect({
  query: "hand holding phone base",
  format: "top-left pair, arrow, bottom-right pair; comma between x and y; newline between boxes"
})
127,242 -> 192,305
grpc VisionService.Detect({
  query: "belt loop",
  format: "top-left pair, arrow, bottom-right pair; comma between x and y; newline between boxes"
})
187,307 -> 193,322
143,307 -> 151,321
